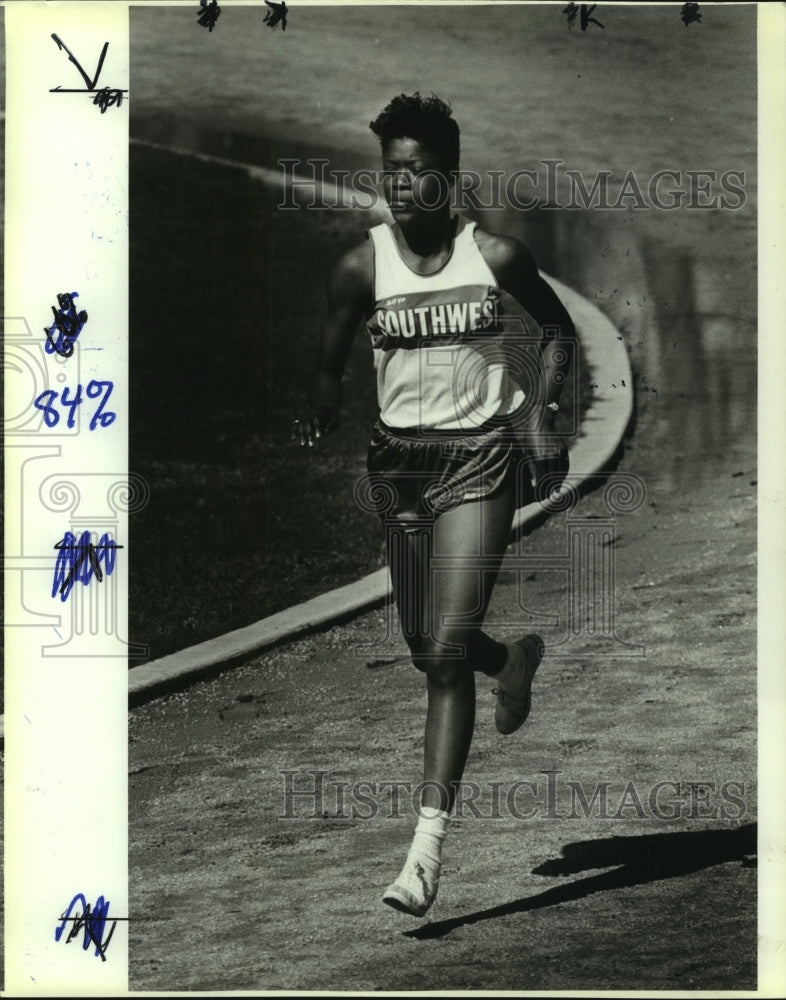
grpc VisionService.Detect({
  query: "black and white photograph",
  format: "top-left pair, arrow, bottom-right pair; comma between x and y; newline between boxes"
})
3,0 -> 784,994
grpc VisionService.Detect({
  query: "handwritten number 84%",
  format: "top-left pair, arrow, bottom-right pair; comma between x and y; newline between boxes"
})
34,380 -> 115,431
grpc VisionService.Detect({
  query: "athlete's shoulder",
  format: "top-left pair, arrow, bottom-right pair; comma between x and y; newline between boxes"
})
473,226 -> 538,285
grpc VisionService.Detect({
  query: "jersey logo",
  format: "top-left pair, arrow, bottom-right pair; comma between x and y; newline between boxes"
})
367,285 -> 501,350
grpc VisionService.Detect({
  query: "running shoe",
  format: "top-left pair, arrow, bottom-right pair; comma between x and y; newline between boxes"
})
383,857 -> 438,917
493,634 -> 544,734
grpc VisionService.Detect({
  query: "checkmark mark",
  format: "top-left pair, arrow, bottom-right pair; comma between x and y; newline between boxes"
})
51,34 -> 109,91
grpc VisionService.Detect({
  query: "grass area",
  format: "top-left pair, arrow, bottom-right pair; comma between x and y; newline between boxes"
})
129,144 -> 589,664
130,145 -> 383,662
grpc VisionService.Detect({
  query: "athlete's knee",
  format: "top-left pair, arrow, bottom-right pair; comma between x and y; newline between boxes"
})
411,635 -> 471,685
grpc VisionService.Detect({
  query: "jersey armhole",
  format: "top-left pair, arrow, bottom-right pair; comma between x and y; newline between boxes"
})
365,226 -> 380,307
469,221 -> 505,290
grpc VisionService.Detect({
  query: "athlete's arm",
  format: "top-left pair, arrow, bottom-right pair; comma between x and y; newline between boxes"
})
293,240 -> 373,447
477,230 -> 575,493
476,230 -> 575,427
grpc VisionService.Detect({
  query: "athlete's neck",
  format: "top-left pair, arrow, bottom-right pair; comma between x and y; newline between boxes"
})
394,211 -> 457,262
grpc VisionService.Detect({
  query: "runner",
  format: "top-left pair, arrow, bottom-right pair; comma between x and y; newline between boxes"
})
293,93 -> 574,917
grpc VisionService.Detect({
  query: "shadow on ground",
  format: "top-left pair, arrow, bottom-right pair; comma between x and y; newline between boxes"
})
407,823 -> 756,940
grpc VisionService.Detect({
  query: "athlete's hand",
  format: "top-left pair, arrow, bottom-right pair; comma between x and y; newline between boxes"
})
525,437 -> 570,500
291,412 -> 339,447
517,408 -> 569,499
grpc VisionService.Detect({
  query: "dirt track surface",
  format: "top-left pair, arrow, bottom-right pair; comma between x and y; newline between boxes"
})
128,407 -> 757,991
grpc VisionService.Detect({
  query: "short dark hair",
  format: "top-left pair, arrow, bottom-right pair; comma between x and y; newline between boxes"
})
370,93 -> 460,172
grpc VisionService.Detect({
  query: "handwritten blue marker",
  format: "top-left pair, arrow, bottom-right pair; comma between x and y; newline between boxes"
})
33,380 -> 116,430
52,531 -> 122,602
55,893 -> 117,961
43,291 -> 87,358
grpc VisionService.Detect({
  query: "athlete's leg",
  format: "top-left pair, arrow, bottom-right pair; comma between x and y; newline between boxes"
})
383,481 -> 517,916
415,480 -> 517,812
386,517 -> 431,662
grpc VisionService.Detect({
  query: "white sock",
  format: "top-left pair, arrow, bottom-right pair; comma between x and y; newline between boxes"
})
410,806 -> 449,870
387,807 -> 449,912
493,641 -> 526,691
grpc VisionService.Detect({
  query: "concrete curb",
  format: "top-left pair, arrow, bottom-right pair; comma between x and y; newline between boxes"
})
127,567 -> 391,704
511,274 -> 634,534
0,146 -> 635,737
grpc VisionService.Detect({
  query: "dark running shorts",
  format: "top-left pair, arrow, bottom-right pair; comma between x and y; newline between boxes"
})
364,419 -> 535,521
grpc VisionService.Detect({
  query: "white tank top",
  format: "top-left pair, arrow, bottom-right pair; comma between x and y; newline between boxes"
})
365,216 -> 525,431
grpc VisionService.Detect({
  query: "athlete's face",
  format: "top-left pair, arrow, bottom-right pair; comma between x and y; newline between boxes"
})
381,137 -> 452,220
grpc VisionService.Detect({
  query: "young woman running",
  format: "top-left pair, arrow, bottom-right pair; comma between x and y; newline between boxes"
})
293,93 -> 574,917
